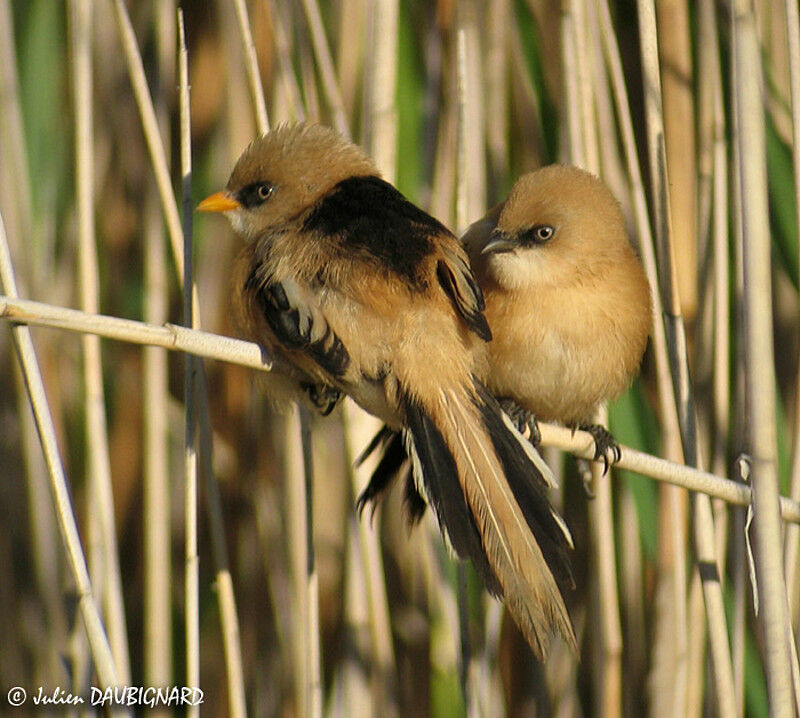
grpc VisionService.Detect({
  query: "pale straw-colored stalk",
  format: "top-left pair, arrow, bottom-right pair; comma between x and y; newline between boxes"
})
455,1 -> 486,235
0,0 -> 32,264
782,0 -> 800,628
560,0 -> 583,166
179,12 -> 200,713
69,0 -> 131,684
111,0 -> 184,277
1,0 -> 69,686
484,0 -> 509,192
332,514 -> 372,716
232,0 -> 269,133
114,6 -> 250,709
142,2 -> 173,695
342,401 -> 399,717
181,14 -> 249,713
637,2 -> 738,715
269,0 -> 306,123
0,214 -> 124,705
732,0 -> 795,712
282,404 -> 311,716
656,0 -> 697,321
565,3 -> 622,713
455,10 -> 487,711
299,0 -> 350,136
5,293 -> 800,526
597,2 -> 690,713
299,407 -> 323,718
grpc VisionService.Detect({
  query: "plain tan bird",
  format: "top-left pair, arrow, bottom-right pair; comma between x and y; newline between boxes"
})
462,165 -> 651,433
198,123 -> 576,659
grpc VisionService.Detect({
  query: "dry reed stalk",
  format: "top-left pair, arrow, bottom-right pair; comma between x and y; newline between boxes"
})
560,1 -> 582,166
0,0 -> 70,683
232,0 -> 269,133
334,515 -> 373,716
597,3 -> 689,713
299,0 -> 349,136
179,12 -> 200,713
269,0 -> 306,123
69,0 -> 132,684
142,184 -> 173,690
180,14 -> 249,715
484,0 -> 509,193
112,0 -> 184,276
0,214 -> 124,702
335,0 -> 365,117
455,0 -> 486,234
564,4 -> 623,713
362,0 -> 398,173
342,403 -> 399,715
732,0 -> 795,712
283,405 -> 312,716
5,294 -> 800,525
0,0 -> 32,263
299,407 -> 323,718
142,3 -> 174,694
454,11 -> 487,711
656,0 -> 697,322
637,1 -> 739,714
782,0 -> 800,627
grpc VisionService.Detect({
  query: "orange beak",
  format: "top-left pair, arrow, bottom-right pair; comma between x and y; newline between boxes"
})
197,191 -> 241,213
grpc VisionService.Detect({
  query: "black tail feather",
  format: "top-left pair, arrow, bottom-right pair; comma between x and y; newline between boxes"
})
474,382 -> 574,593
402,472 -> 427,524
403,397 -> 502,596
355,428 -> 409,516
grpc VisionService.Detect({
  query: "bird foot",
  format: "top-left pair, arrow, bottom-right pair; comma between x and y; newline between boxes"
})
498,399 -> 542,446
301,382 -> 342,416
576,423 -> 621,475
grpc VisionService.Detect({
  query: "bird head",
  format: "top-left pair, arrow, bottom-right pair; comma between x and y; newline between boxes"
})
474,165 -> 630,291
197,123 -> 378,242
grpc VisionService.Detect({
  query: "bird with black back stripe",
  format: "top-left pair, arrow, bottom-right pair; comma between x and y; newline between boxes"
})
198,123 -> 576,659
358,165 -> 651,540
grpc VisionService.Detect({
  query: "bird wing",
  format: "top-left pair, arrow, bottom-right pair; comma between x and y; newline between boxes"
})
247,273 -> 351,379
436,243 -> 492,341
302,175 -> 492,342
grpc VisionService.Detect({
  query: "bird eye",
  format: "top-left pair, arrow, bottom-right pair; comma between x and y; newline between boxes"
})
522,224 -> 554,244
238,182 -> 275,208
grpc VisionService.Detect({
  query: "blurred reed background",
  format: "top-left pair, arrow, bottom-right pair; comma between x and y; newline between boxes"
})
1,0 -> 799,716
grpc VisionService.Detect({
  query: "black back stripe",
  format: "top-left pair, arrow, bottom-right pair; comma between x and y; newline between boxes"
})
303,176 -> 446,285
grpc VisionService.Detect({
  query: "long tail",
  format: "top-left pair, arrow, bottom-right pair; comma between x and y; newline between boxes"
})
403,379 -> 576,658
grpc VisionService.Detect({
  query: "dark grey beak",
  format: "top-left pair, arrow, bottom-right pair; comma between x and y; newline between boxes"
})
481,230 -> 518,255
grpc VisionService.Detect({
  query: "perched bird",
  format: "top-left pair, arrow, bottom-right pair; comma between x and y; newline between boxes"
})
198,123 -> 576,658
359,166 -> 651,525
462,165 -> 651,433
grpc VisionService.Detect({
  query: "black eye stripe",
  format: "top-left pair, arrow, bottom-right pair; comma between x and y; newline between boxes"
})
521,224 -> 555,244
238,182 -> 274,208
